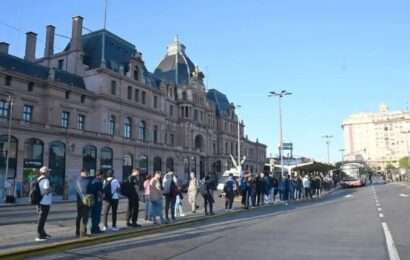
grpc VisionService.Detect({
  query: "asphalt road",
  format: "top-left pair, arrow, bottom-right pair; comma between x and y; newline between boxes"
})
29,182 -> 410,260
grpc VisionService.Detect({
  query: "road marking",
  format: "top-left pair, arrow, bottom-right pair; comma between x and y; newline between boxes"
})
382,222 -> 401,260
379,213 -> 384,218
377,208 -> 382,212
376,204 -> 381,207
399,193 -> 409,198
344,194 -> 353,198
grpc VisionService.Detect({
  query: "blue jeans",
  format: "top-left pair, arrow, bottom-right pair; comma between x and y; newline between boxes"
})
91,202 -> 102,233
150,200 -> 164,224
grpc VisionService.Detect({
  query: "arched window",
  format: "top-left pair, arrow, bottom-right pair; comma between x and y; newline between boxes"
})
109,115 -> 116,136
195,135 -> 204,152
122,153 -> 133,181
133,66 -> 139,81
0,135 -> 18,199
139,120 -> 146,141
23,138 -> 43,168
82,145 -> 97,176
139,155 -> 148,177
166,157 -> 174,172
124,117 -> 132,139
153,156 -> 162,172
101,147 -> 113,173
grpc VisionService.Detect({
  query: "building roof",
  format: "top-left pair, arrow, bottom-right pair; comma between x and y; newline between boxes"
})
0,52 -> 85,89
65,29 -> 159,88
207,89 -> 231,117
154,38 -> 195,86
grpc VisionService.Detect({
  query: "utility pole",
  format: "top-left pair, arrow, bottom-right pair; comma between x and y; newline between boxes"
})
322,135 -> 333,164
4,95 -> 13,202
269,90 -> 292,178
236,105 -> 241,172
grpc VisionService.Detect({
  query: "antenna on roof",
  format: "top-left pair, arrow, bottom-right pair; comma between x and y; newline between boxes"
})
101,0 -> 108,68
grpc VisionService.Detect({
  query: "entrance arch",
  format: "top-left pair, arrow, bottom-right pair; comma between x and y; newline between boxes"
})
153,156 -> 162,172
194,135 -> 204,152
166,157 -> 174,172
0,135 -> 18,200
82,145 -> 97,176
122,153 -> 133,181
48,141 -> 66,195
23,138 -> 43,197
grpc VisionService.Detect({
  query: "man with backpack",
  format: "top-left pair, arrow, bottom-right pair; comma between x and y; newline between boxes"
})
122,169 -> 141,227
102,169 -> 121,232
75,169 -> 93,237
33,166 -> 52,241
224,174 -> 236,210
200,175 -> 215,216
162,171 -> 177,223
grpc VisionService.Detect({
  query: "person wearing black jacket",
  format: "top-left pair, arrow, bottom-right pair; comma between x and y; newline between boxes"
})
90,171 -> 104,234
123,169 -> 141,227
75,169 -> 92,237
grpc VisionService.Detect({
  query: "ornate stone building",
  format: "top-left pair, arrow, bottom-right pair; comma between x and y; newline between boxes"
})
0,16 -> 266,199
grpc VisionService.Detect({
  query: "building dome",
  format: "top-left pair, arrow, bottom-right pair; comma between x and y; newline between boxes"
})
154,36 -> 195,86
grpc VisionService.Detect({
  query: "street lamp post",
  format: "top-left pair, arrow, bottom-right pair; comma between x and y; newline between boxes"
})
322,135 -> 333,164
4,95 -> 14,202
236,105 -> 242,173
269,90 -> 292,178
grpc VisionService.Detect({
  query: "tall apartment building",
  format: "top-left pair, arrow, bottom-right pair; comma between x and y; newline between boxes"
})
342,104 -> 410,170
0,16 -> 266,200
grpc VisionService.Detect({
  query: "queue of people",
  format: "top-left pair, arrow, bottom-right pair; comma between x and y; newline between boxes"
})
31,167 -> 219,241
31,166 -> 334,242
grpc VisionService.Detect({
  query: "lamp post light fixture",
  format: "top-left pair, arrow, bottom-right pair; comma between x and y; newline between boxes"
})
269,90 -> 292,178
322,135 -> 333,164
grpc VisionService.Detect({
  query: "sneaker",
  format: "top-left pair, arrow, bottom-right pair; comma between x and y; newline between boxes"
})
101,226 -> 107,232
44,233 -> 52,239
111,227 -> 120,232
35,237 -> 47,242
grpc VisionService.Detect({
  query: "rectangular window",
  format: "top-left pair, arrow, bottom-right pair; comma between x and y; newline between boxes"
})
61,111 -> 70,128
22,104 -> 33,122
142,91 -> 146,105
169,105 -> 174,116
27,82 -> 34,92
194,109 -> 198,121
77,114 -> 85,130
111,80 -> 117,95
170,134 -> 175,146
0,100 -> 9,118
134,89 -> 139,102
58,59 -> 64,70
127,86 -> 132,100
153,96 -> 158,108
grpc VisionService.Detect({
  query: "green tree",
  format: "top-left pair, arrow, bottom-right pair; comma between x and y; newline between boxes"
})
399,156 -> 410,169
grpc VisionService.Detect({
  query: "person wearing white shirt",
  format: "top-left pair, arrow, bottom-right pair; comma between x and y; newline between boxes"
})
102,170 -> 121,231
36,166 -> 52,241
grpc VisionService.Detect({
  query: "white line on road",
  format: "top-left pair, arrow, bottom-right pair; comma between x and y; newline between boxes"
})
379,213 -> 384,218
378,208 -> 382,212
382,222 -> 401,260
376,204 -> 381,207
399,193 -> 409,198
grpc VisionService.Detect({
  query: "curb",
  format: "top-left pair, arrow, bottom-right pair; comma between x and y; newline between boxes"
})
0,209 -> 244,260
0,187 -> 340,259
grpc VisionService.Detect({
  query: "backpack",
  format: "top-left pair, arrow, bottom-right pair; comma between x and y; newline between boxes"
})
163,175 -> 173,195
103,179 -> 113,201
30,177 -> 45,205
120,180 -> 131,197
224,180 -> 234,194
199,180 -> 208,196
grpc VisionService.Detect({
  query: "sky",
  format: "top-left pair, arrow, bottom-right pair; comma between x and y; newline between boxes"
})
1,0 -> 410,162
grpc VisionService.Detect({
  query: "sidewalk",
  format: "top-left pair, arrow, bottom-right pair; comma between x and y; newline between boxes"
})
0,195 -> 77,208
0,187 -> 339,256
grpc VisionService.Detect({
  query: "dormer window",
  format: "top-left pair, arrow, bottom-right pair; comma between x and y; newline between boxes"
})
133,66 -> 139,81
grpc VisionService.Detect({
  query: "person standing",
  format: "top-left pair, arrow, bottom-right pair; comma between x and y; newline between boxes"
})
162,171 -> 177,222
272,175 -> 279,203
255,173 -> 264,206
90,171 -> 104,234
174,175 -> 185,217
296,175 -> 303,200
200,176 -> 215,216
224,174 -> 236,210
75,169 -> 93,237
303,175 -> 312,199
187,172 -> 199,213
143,174 -> 152,222
150,171 -> 165,224
103,169 -> 121,231
123,169 -> 141,227
36,166 -> 52,241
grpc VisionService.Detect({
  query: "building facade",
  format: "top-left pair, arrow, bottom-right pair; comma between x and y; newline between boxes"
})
342,104 -> 410,170
0,16 -> 266,200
